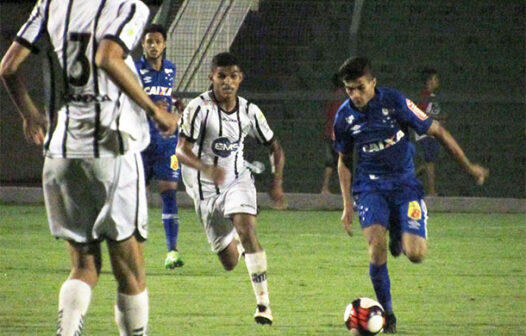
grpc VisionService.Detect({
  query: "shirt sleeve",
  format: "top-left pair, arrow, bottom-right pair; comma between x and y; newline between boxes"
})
395,95 -> 433,136
248,103 -> 274,145
333,106 -> 354,154
15,0 -> 48,53
102,0 -> 149,55
179,99 -> 203,143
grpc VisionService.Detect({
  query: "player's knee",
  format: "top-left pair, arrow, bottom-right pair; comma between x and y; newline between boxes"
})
222,259 -> 238,271
404,242 -> 427,263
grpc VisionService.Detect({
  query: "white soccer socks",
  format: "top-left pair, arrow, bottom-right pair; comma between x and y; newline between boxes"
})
245,251 -> 270,307
114,289 -> 149,336
57,279 -> 92,336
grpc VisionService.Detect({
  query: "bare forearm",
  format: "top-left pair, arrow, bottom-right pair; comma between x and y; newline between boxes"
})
0,42 -> 39,120
96,55 -> 156,116
269,140 -> 285,180
428,121 -> 471,172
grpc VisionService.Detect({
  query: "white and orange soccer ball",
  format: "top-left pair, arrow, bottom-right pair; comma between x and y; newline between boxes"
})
344,297 -> 385,335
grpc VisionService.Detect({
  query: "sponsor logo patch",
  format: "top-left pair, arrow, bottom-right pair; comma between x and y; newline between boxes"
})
408,201 -> 422,220
406,98 -> 428,120
170,154 -> 179,170
211,137 -> 240,158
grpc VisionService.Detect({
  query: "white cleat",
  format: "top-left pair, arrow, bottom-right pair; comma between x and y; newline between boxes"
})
254,305 -> 273,325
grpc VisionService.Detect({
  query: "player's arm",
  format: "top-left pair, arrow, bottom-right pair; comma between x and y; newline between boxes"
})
0,41 -> 45,145
95,39 -> 177,135
175,135 -> 225,185
337,152 -> 354,236
267,138 -> 287,210
426,120 -> 488,184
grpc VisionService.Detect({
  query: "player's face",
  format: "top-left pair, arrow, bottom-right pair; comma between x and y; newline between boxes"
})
142,32 -> 166,60
428,74 -> 440,91
343,75 -> 376,110
209,65 -> 243,102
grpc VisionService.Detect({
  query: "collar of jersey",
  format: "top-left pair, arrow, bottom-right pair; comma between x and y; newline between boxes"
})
140,55 -> 167,72
210,90 -> 239,115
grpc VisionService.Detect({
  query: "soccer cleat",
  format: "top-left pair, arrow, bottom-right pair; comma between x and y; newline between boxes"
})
164,250 -> 184,269
254,305 -> 273,325
384,311 -> 397,333
389,227 -> 402,258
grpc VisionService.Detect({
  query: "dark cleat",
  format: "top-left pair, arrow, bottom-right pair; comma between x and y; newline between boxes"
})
254,305 -> 273,325
384,311 -> 397,333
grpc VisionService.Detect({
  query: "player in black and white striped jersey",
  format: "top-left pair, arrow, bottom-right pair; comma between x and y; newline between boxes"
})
0,0 -> 178,335
176,52 -> 286,325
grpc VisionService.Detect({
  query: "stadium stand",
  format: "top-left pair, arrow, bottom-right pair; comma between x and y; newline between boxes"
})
0,0 -> 524,201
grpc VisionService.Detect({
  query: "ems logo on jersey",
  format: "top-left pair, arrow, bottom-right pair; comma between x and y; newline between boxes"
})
212,137 -> 240,158
408,201 -> 422,220
170,154 -> 179,170
406,99 -> 428,121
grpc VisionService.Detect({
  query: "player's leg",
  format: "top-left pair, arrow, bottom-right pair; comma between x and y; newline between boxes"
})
357,192 -> 396,332
232,213 -> 272,325
108,235 -> 148,336
56,241 -> 101,336
421,138 -> 439,196
321,166 -> 333,195
399,199 -> 429,263
156,143 -> 184,268
159,180 -> 184,268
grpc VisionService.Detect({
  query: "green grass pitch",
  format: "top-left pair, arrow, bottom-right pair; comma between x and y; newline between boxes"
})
0,204 -> 524,335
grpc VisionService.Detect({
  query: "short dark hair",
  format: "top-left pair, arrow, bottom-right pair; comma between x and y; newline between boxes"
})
420,68 -> 438,84
331,72 -> 343,89
337,56 -> 373,82
211,52 -> 241,71
142,23 -> 167,41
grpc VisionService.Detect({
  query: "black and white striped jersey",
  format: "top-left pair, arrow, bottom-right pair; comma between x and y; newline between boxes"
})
16,0 -> 150,158
179,91 -> 275,200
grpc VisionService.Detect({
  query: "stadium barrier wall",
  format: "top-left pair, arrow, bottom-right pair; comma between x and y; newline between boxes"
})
1,186 -> 524,214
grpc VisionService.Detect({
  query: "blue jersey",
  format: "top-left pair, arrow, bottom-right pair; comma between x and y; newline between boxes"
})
135,56 -> 177,140
333,87 -> 433,193
135,56 -> 180,183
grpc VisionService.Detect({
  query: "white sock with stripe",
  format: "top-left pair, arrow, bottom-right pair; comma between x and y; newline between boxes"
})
57,279 -> 92,336
114,289 -> 149,336
245,251 -> 270,307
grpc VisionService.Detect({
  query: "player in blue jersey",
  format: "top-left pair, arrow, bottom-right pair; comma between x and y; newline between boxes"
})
136,24 -> 184,269
334,57 -> 489,333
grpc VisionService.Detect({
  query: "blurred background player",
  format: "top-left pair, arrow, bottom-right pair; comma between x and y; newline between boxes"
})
414,68 -> 447,196
135,24 -> 184,269
0,0 -> 178,334
334,57 -> 488,333
320,73 -> 346,195
176,52 -> 286,325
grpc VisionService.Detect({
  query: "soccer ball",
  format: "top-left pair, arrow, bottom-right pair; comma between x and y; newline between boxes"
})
343,297 -> 385,335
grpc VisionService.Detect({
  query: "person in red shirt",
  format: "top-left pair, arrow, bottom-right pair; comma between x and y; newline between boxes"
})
415,68 -> 447,196
321,73 -> 347,194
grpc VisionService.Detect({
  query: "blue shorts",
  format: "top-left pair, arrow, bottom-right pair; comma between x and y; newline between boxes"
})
355,186 -> 428,239
142,136 -> 180,184
419,137 -> 440,162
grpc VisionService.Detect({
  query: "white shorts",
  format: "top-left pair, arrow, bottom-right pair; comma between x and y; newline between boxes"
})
43,152 -> 148,243
193,170 -> 257,253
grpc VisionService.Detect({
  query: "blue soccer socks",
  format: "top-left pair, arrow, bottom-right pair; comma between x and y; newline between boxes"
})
369,262 -> 393,313
161,190 -> 179,252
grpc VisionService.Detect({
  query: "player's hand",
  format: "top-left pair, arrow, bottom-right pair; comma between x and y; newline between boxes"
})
152,105 -> 178,136
173,98 -> 185,114
22,114 -> 46,145
269,177 -> 287,210
469,164 -> 489,185
202,164 -> 225,185
341,204 -> 354,237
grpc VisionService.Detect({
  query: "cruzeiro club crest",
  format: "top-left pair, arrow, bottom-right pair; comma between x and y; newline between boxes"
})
212,137 -> 240,158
